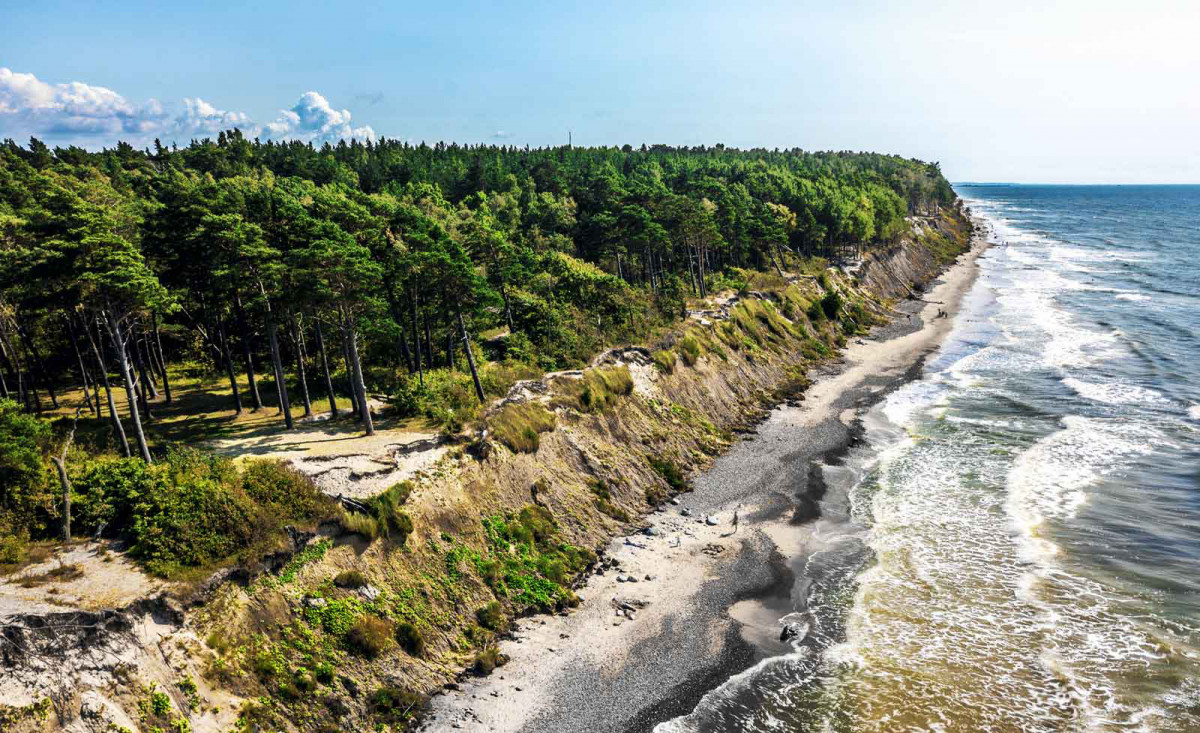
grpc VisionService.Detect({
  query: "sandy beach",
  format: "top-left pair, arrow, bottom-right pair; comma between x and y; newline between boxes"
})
422,229 -> 992,733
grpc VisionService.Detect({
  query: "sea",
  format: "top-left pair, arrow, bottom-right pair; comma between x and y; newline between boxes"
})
657,185 -> 1200,732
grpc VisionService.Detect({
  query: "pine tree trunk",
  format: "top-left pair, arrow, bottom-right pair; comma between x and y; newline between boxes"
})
0,325 -> 25,409
219,323 -> 243,414
235,293 -> 263,410
53,457 -> 71,541
290,315 -> 312,417
409,286 -> 423,385
86,318 -> 129,458
386,293 -> 414,372
18,336 -> 42,413
133,326 -> 158,399
104,309 -> 152,463
423,308 -> 434,368
344,310 -> 373,436
340,326 -> 360,417
151,312 -> 172,403
267,318 -> 294,429
66,316 -> 99,417
314,320 -> 338,418
457,306 -> 485,404
22,328 -> 59,409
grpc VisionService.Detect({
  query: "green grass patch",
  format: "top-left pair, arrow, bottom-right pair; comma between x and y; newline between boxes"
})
489,402 -> 556,453
557,366 -> 634,413
476,506 -> 593,612
589,479 -> 630,522
652,349 -> 676,373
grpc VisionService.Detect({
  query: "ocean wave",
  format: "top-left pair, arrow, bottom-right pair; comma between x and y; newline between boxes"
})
1115,292 -> 1152,302
1062,377 -> 1172,407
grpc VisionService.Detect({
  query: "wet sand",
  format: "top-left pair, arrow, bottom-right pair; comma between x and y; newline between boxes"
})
422,231 -> 991,733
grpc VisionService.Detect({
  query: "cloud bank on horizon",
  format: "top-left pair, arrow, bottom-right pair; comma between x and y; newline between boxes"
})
0,67 -> 375,147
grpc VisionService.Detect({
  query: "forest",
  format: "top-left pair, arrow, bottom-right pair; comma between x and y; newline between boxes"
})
0,132 -> 955,566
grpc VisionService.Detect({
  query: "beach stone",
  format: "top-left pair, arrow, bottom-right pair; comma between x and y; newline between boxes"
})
705,516 -> 720,526
780,623 -> 804,642
644,526 -> 661,537
358,585 -> 381,601
680,508 -> 693,517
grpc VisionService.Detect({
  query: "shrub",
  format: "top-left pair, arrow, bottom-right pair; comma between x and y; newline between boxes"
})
651,349 -> 675,374
490,402 -> 556,454
73,457 -> 156,538
125,450 -> 263,576
476,601 -> 506,631
241,459 -> 327,521
395,621 -> 426,657
649,456 -> 687,493
313,661 -> 335,684
72,449 -> 335,577
472,646 -> 508,676
364,482 -> 414,545
0,399 -> 52,536
820,290 -> 842,320
369,686 -> 423,724
333,570 -> 368,589
347,615 -> 394,659
589,480 -> 630,522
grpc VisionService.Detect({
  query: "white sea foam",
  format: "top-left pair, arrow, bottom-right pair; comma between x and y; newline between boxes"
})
1189,404 -> 1200,421
1063,377 -> 1172,407
1115,292 -> 1152,302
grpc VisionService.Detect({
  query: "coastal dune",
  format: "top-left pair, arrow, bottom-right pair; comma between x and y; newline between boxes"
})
424,227 -> 991,732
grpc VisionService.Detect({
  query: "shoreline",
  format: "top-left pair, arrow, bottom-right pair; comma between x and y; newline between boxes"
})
422,229 -> 992,733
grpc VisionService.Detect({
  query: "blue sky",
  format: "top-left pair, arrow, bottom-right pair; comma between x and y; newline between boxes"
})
3,0 -> 1198,183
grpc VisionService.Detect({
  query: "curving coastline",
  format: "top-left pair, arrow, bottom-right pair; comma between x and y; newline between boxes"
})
422,224 -> 992,733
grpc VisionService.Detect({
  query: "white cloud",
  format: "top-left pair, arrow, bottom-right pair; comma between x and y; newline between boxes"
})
0,68 -> 376,146
174,97 -> 252,137
0,67 -> 165,135
263,91 -> 375,144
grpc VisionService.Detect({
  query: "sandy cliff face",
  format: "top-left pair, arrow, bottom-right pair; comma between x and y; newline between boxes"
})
0,211 -> 971,733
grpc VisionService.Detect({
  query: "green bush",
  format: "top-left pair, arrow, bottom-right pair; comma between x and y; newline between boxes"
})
241,459 -> 326,521
651,349 -> 675,374
69,449 -> 335,577
369,686 -> 423,724
347,615 -> 394,659
649,456 -> 687,493
820,290 -> 842,320
0,399 -> 52,535
476,601 -> 506,631
364,481 -> 414,544
313,661 -> 335,684
472,646 -> 508,676
395,621 -> 426,657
